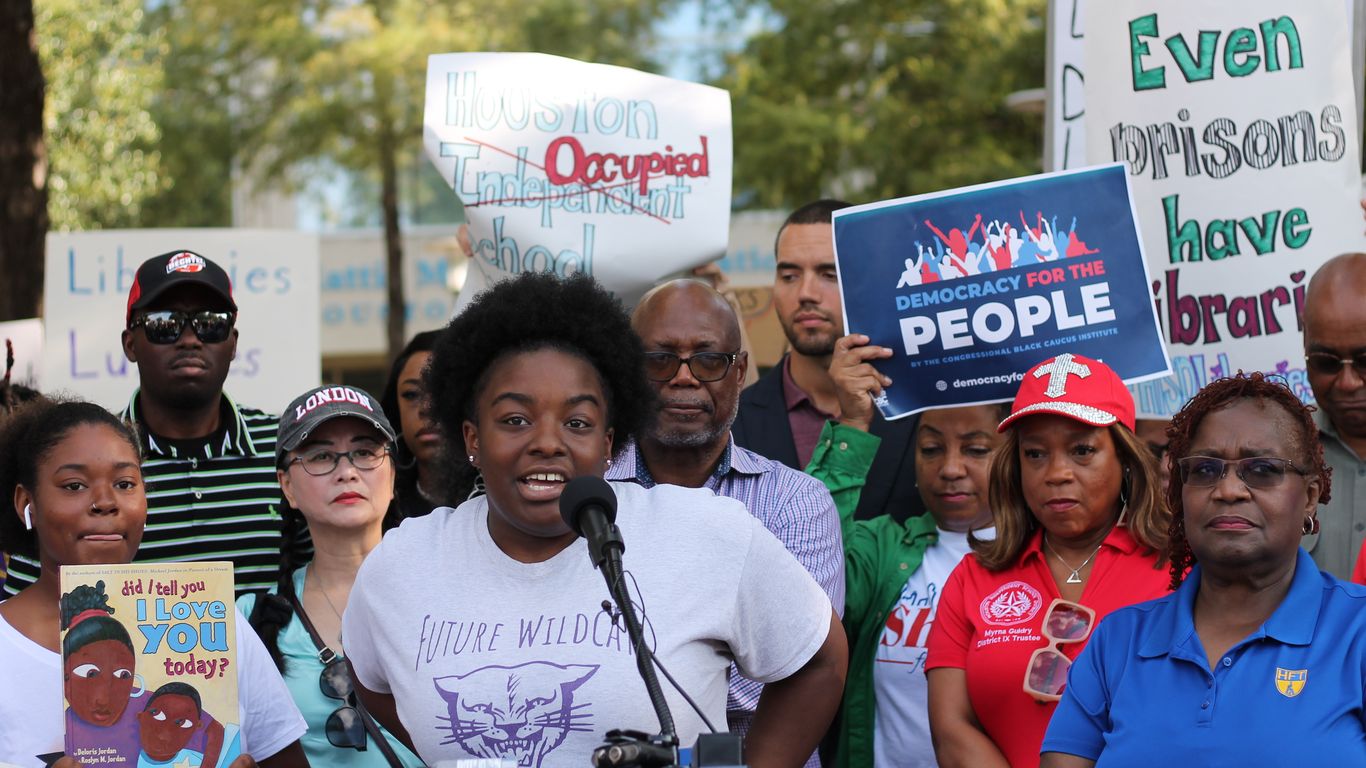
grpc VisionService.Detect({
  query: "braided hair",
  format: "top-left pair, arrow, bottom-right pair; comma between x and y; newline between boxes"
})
60,580 -> 135,658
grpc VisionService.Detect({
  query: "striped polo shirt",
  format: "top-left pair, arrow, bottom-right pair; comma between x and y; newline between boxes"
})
3,393 -> 289,597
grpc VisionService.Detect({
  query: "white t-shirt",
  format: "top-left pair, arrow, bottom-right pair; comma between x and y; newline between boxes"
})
0,608 -> 307,768
872,527 -> 994,768
344,482 -> 833,767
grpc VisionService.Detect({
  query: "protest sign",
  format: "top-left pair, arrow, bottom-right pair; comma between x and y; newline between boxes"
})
833,165 -> 1170,419
1085,0 -> 1366,417
0,318 -> 43,388
422,52 -> 733,306
43,230 -> 320,412
1046,0 -> 1362,172
1045,0 -> 1088,171
319,227 -> 458,357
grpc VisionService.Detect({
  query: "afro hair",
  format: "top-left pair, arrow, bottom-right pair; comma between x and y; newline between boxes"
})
424,272 -> 650,463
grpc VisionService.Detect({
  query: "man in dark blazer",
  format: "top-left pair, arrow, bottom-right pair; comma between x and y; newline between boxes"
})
732,199 -> 926,523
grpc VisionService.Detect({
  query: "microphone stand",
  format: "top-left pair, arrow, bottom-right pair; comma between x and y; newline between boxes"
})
592,526 -> 679,767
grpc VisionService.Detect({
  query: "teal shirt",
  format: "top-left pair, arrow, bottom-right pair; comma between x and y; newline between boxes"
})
807,422 -> 937,768
237,569 -> 424,768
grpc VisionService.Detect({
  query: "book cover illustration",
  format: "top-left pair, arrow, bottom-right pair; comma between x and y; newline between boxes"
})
60,562 -> 242,768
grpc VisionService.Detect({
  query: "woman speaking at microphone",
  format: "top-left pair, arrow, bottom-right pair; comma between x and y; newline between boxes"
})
341,272 -> 847,768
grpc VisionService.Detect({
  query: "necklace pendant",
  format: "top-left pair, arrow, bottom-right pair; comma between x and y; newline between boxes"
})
1066,570 -> 1083,584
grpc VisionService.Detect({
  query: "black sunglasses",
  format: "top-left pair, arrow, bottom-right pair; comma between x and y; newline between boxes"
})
1305,351 -> 1366,378
320,655 -> 368,751
643,351 -> 739,382
130,310 -> 236,345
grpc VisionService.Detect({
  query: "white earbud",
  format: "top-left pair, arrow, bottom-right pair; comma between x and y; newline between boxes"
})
22,504 -> 33,531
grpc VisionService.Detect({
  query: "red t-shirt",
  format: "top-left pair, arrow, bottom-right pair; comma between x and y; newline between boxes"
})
926,525 -> 1170,768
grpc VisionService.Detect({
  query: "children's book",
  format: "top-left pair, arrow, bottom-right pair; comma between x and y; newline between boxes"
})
60,562 -> 242,768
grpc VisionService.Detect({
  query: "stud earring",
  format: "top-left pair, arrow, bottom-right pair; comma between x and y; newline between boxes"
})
605,457 -> 613,469
467,454 -> 476,465
22,504 -> 32,531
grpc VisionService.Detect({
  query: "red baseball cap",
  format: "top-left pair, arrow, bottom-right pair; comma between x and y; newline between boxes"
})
997,352 -> 1135,432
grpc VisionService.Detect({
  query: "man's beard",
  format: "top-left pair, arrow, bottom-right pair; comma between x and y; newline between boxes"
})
779,308 -> 840,358
787,331 -> 837,358
652,424 -> 723,448
648,400 -> 739,449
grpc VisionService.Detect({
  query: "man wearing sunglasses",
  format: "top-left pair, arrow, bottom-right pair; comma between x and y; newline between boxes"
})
21,250 -> 287,598
606,279 -> 843,767
1301,252 -> 1366,580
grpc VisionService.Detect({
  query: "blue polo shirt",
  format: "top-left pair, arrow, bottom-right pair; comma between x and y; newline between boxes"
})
1042,549 -> 1366,767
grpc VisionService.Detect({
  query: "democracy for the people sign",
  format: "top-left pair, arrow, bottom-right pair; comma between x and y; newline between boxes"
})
1085,0 -> 1366,417
422,52 -> 733,306
833,165 -> 1170,419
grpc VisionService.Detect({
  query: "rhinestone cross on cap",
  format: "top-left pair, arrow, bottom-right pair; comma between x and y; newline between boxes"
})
1034,353 -> 1091,398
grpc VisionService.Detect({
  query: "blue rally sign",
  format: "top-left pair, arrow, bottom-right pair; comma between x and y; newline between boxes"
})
833,164 -> 1171,419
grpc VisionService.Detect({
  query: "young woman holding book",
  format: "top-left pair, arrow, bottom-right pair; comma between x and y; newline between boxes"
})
0,398 -> 308,768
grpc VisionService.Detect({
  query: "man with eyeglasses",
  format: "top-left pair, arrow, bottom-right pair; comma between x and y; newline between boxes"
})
1302,251 -> 1366,579
732,199 -> 925,523
606,279 -> 843,765
4,250 -> 291,598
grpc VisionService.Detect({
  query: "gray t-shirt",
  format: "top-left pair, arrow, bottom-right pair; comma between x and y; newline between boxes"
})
344,481 -> 833,767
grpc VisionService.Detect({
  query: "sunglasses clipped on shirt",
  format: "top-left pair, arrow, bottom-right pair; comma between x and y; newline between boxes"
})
1175,456 -> 1308,490
130,310 -> 236,345
320,653 -> 368,752
1024,598 -> 1096,702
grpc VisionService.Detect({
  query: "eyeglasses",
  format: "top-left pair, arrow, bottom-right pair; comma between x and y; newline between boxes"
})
1024,598 -> 1096,702
1175,456 -> 1308,489
320,655 -> 367,752
130,310 -> 235,345
288,446 -> 390,476
643,351 -> 739,382
1305,351 -> 1366,378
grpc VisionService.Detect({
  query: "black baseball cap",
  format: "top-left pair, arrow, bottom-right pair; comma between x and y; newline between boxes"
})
126,250 -> 237,326
277,385 -> 397,466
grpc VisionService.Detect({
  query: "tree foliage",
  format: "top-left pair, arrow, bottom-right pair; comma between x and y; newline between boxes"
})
172,0 -> 670,197
36,0 -> 166,230
718,0 -> 1046,208
157,0 -> 672,357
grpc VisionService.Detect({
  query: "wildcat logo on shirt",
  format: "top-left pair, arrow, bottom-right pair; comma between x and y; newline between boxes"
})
1275,668 -> 1307,698
433,661 -> 598,768
979,581 -> 1043,626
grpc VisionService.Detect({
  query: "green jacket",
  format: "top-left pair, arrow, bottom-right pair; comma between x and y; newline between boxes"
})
807,421 -> 938,768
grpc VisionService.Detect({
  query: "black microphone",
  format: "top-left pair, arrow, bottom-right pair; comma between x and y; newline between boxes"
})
559,476 -> 625,568
562,477 -> 680,745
